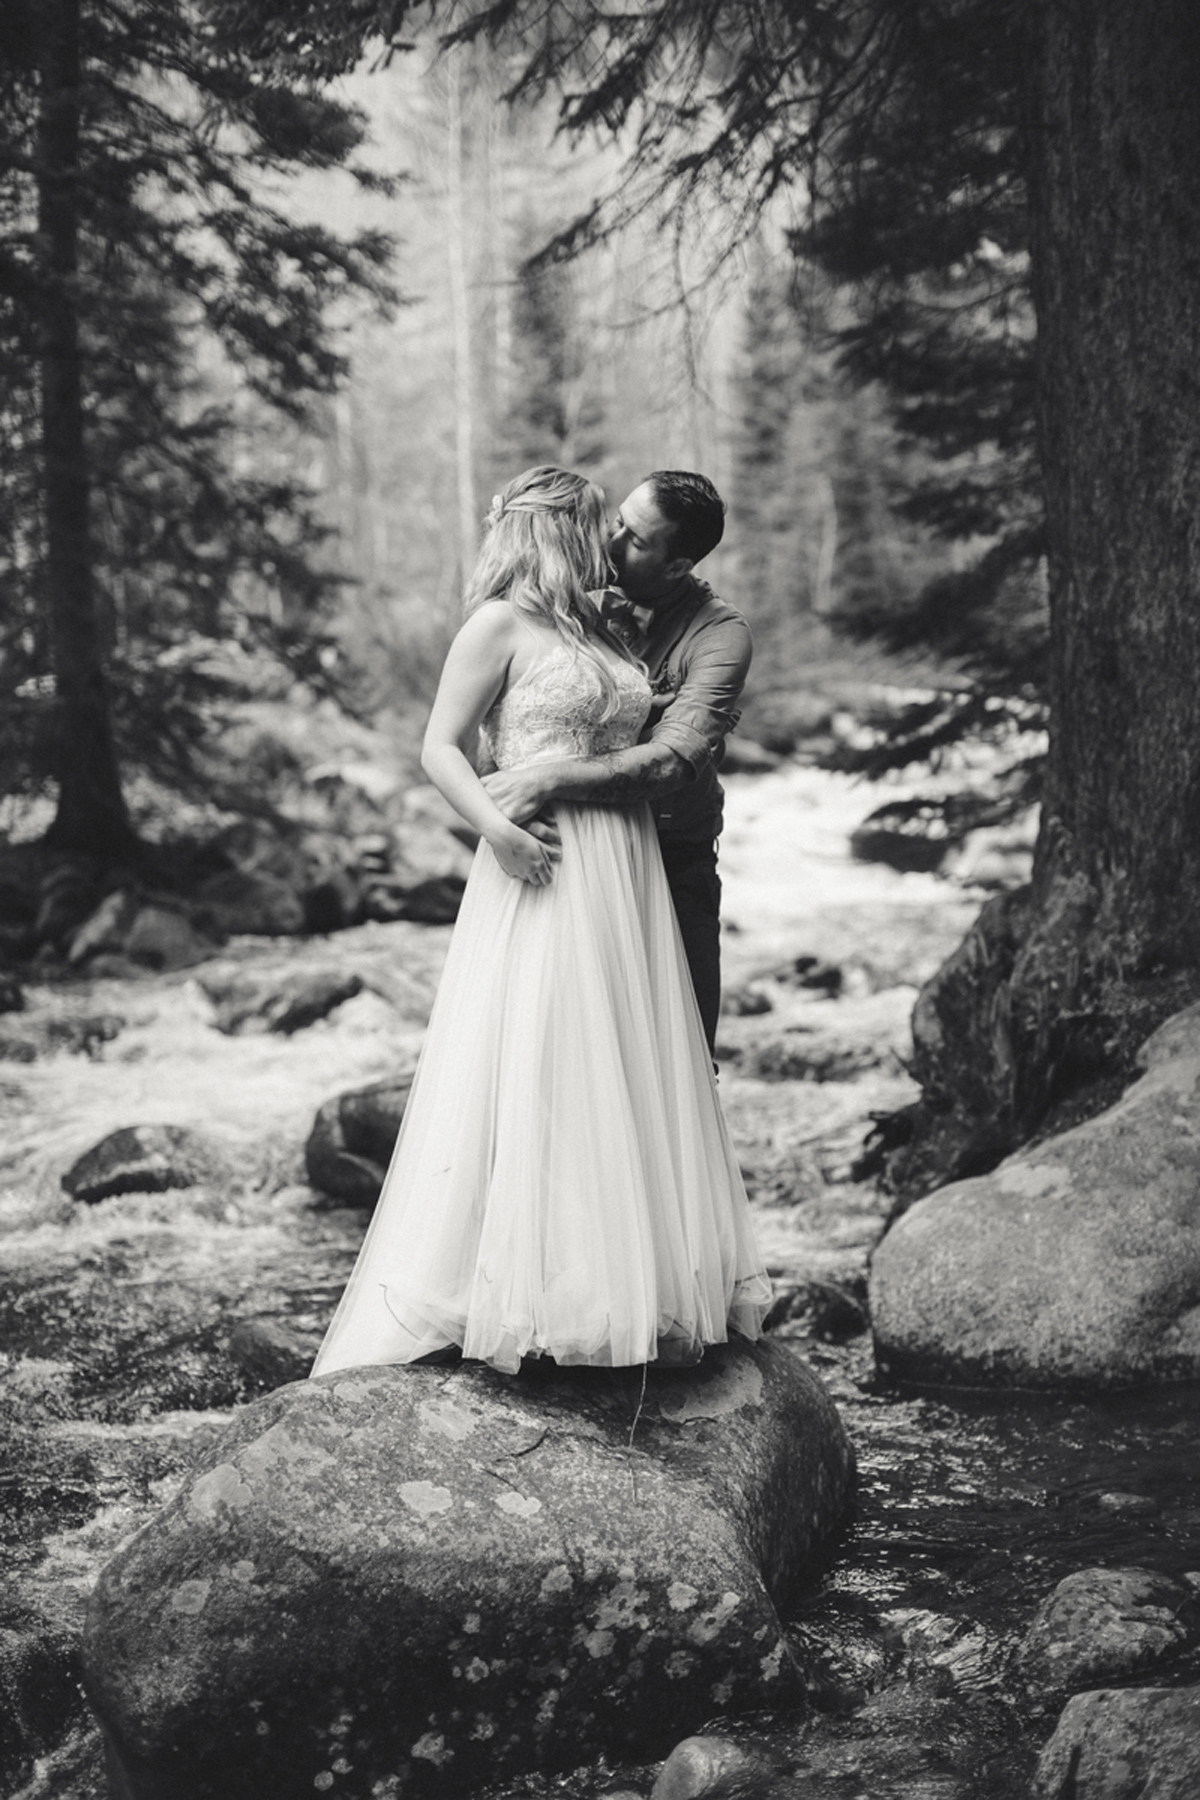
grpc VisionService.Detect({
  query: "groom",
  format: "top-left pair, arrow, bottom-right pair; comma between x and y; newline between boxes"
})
482,469 -> 751,1053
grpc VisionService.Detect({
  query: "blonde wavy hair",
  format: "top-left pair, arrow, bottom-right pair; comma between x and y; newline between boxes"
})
464,464 -> 632,717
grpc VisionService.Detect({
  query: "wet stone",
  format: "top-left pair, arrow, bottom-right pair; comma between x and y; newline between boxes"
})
1016,1567 -> 1200,1702
126,906 -> 218,972
720,986 -> 774,1018
61,1125 -> 228,1204
227,1317 -> 323,1391
305,1075 -> 414,1205
200,968 -> 363,1036
392,874 -> 466,925
774,955 -> 844,998
1032,1684 -> 1200,1800
650,1734 -> 782,1800
83,1341 -> 855,1800
0,1613 -> 87,1794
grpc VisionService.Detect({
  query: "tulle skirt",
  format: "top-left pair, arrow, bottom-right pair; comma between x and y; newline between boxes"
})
310,801 -> 771,1377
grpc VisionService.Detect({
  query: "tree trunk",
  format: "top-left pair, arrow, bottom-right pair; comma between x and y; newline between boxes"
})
38,0 -> 136,862
894,0 -> 1200,1199
445,47 -> 479,586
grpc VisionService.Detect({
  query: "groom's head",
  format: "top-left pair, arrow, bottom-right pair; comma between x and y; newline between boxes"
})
609,470 -> 725,605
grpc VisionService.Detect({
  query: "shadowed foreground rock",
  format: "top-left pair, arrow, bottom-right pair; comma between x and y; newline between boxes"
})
82,1341 -> 853,1800
1032,1684 -> 1200,1799
1016,1568 -> 1200,1703
870,1002 -> 1200,1386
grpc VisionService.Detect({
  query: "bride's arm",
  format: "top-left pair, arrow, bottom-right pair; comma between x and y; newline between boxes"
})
421,607 -> 559,886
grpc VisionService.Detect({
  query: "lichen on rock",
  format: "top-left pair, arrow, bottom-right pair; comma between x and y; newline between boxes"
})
82,1340 -> 854,1799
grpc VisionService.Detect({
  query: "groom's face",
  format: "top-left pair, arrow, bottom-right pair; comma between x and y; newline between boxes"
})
608,482 -> 690,605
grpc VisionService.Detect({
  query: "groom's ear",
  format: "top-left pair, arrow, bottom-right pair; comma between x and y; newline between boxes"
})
665,555 -> 694,581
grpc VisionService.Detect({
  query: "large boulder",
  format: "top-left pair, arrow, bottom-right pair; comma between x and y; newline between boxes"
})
304,1075 -> 413,1204
1032,1685 -> 1200,1799
870,1002 -> 1200,1386
83,1342 -> 854,1800
1016,1568 -> 1200,1702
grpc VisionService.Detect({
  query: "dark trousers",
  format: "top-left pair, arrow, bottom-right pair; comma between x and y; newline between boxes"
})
659,835 -> 722,1055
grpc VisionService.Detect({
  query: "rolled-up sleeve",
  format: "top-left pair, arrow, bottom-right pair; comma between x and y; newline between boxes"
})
648,613 -> 753,776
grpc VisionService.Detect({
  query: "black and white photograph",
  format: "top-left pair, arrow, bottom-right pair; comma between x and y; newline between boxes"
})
2,3 -> 1199,1797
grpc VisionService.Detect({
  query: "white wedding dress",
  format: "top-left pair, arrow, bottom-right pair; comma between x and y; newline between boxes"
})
310,640 -> 770,1377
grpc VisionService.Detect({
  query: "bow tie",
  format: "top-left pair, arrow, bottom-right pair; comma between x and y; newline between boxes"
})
602,593 -> 652,647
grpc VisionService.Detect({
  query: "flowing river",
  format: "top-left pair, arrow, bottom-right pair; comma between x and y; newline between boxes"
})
3,764 -> 1196,1798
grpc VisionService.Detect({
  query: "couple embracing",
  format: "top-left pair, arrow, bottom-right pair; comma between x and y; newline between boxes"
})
312,464 -> 770,1378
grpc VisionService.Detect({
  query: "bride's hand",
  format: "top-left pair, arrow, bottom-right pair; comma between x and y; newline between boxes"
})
489,822 -> 558,886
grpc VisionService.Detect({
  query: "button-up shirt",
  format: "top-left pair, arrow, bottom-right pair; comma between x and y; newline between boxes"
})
605,576 -> 752,843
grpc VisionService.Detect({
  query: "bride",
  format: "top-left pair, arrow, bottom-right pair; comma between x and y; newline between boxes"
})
310,464 -> 770,1377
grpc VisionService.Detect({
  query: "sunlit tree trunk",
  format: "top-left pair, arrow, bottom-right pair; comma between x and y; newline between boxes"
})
38,0 -> 136,861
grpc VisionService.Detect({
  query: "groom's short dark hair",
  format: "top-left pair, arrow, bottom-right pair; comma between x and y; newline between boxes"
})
645,470 -> 725,566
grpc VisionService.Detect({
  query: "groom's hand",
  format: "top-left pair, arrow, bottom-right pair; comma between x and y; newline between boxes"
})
482,766 -> 555,827
523,817 -> 562,856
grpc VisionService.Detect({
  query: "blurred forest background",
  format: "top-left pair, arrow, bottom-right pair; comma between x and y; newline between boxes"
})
0,4 -> 1046,954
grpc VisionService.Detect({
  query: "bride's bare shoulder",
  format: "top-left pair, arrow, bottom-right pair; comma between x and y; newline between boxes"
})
460,598 -> 517,632
452,601 -> 522,657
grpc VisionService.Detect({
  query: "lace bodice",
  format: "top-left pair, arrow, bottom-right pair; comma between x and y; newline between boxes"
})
482,641 -> 651,770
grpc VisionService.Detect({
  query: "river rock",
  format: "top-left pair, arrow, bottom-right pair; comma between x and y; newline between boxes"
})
196,869 -> 306,937
35,859 -> 101,948
126,905 -> 218,971
227,1317 -> 324,1390
397,875 -> 466,925
0,972 -> 24,1012
305,1075 -> 413,1204
719,984 -> 773,1018
1032,1684 -> 1200,1799
1016,1568 -> 1200,1701
67,888 -> 140,965
83,1341 -> 855,1799
302,868 -> 364,935
61,1125 -> 228,1204
0,1614 -> 87,1795
774,955 -> 844,998
650,1733 -> 784,1800
0,1013 -> 125,1062
200,968 -> 363,1036
723,988 -> 913,1084
870,1002 -> 1200,1385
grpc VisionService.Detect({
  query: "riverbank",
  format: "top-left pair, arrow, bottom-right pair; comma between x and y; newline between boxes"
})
6,763 -> 1192,1800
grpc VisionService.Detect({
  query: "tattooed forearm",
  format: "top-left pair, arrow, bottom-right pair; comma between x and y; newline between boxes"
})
545,744 -> 689,807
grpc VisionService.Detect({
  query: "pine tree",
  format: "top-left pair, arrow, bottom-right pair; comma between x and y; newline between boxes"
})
441,0 -> 1200,1187
0,0 -> 401,861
